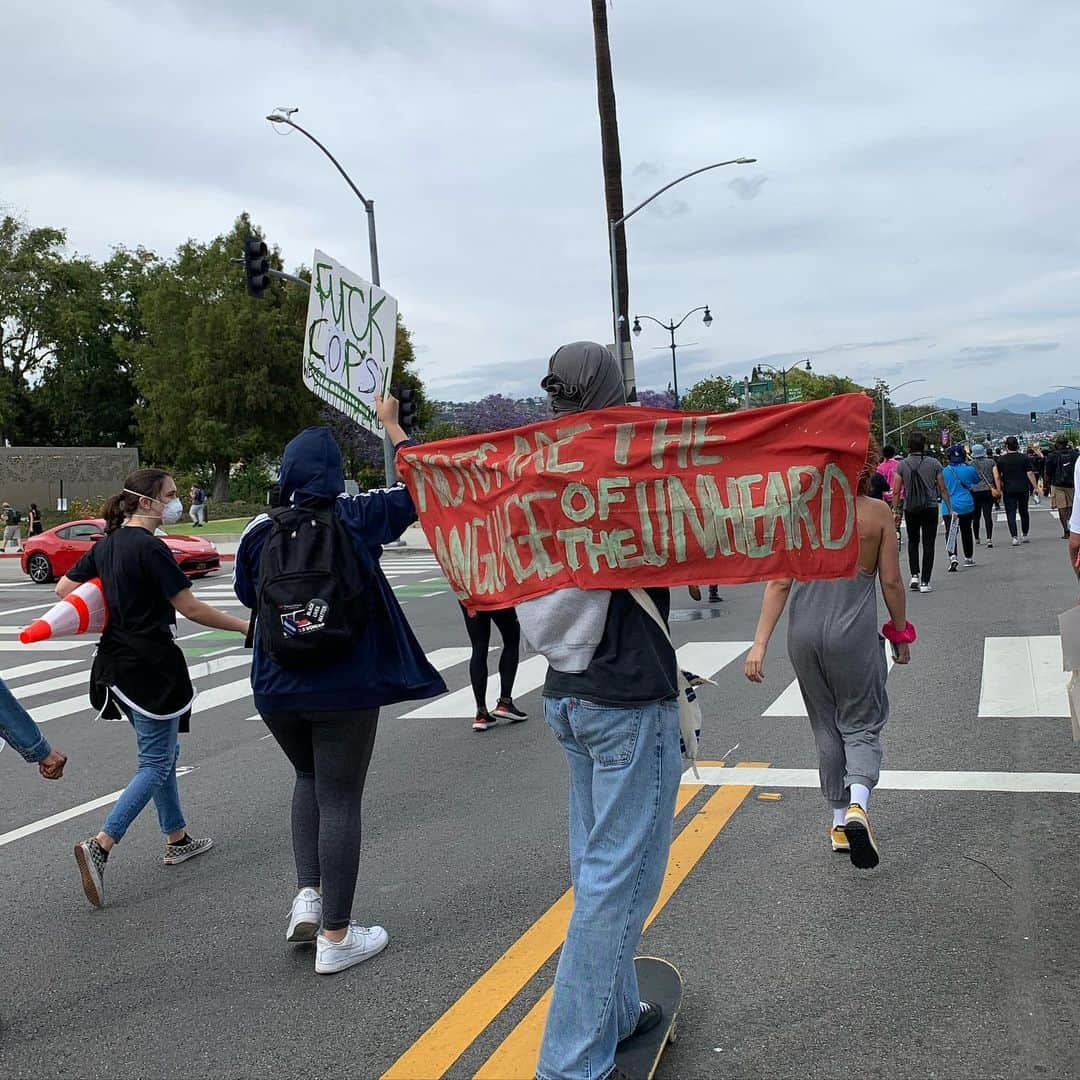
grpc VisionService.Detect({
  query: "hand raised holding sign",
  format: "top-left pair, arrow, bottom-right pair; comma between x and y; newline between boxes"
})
375,393 -> 408,448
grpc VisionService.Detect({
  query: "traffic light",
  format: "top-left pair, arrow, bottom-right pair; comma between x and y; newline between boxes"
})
394,385 -> 418,434
1030,411 -> 1038,424
985,432 -> 991,442
970,402 -> 978,416
243,235 -> 270,299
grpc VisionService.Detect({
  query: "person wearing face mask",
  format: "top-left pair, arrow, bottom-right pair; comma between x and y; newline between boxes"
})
56,469 -> 249,908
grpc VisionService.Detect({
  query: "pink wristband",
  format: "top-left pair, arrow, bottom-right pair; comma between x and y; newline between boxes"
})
882,619 -> 916,644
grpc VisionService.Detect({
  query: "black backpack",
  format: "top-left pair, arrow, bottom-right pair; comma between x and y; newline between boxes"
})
1051,448 -> 1078,487
250,506 -> 372,669
903,457 -> 935,511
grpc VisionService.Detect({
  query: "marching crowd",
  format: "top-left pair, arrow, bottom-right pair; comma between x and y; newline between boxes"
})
3,347 -> 1079,1080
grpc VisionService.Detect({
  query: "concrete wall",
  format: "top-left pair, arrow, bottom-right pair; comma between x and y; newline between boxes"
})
0,447 -> 140,511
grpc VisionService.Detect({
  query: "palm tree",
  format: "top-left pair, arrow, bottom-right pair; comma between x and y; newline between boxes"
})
591,0 -> 632,396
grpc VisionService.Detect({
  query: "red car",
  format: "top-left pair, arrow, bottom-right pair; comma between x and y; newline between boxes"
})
21,518 -> 221,584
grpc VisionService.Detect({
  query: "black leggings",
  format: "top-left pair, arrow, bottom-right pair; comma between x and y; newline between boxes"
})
460,604 -> 520,711
944,510 -> 975,559
904,507 -> 939,583
1003,492 -> 1030,538
972,490 -> 994,541
261,708 -> 379,931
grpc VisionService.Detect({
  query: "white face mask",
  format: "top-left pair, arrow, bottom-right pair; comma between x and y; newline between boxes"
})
124,489 -> 183,526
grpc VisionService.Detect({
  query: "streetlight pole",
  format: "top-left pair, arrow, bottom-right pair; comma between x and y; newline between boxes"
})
751,359 -> 812,405
878,378 -> 926,444
267,108 -> 394,487
609,157 -> 755,399
632,306 -> 712,408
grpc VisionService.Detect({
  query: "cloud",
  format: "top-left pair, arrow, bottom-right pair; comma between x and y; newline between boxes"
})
729,176 -> 769,201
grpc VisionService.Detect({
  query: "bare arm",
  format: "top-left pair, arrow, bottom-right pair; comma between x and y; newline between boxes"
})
744,579 -> 793,682
171,589 -> 249,634
1026,470 -> 1037,490
936,472 -> 954,515
55,576 -> 78,598
993,465 -> 1002,493
374,393 -> 408,448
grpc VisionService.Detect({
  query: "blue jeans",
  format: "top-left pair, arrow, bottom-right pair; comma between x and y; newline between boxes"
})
537,696 -> 682,1080
102,708 -> 186,843
0,676 -> 51,763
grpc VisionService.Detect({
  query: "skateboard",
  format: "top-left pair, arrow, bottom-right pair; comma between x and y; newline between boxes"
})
613,956 -> 683,1080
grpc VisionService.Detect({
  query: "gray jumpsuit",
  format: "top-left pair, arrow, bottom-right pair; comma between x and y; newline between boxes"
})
786,569 -> 888,808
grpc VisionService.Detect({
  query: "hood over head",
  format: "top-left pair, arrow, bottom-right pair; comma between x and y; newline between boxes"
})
278,427 -> 345,507
542,341 -> 626,415
971,443 -> 987,458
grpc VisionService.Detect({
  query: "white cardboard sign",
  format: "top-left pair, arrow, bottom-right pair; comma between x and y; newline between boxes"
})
302,249 -> 397,434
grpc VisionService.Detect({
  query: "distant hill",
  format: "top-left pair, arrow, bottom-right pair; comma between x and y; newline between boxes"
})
937,389 -> 1076,415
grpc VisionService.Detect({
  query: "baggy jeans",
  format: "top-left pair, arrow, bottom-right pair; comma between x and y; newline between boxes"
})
537,696 -> 682,1080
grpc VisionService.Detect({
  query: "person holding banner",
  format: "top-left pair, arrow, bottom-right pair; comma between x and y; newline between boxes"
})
745,441 -> 912,870
59,469 -> 249,909
518,342 -> 682,1080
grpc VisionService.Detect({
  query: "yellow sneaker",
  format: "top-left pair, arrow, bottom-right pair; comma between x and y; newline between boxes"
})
842,804 -> 880,869
830,825 -> 849,852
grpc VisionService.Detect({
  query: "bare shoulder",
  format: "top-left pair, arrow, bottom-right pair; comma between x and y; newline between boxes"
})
857,495 -> 892,525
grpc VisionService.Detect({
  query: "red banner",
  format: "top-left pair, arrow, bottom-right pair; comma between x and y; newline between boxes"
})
397,394 -> 872,611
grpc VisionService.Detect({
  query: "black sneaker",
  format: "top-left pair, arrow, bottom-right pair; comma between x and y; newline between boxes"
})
164,835 -> 213,865
74,838 -> 108,908
707,588 -> 721,603
472,711 -> 496,732
619,1001 -> 662,1044
491,698 -> 528,723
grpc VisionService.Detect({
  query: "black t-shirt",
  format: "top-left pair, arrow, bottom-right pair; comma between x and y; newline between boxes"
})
543,587 -> 678,707
69,527 -> 194,723
69,526 -> 191,634
996,452 -> 1032,495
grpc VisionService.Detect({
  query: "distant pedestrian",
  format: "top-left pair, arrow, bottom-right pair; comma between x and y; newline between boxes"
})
969,444 -> 998,547
896,432 -> 953,593
2,502 -> 23,551
27,502 -> 43,536
233,397 -> 446,975
745,439 -> 913,869
993,436 -> 1038,546
1043,436 -> 1078,541
0,678 -> 67,779
461,603 -> 527,731
1027,443 -> 1045,503
941,445 -> 979,571
876,444 -> 901,503
61,469 -> 249,909
189,485 -> 207,527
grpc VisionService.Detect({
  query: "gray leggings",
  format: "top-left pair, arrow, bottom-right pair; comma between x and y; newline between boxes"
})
261,707 -> 379,931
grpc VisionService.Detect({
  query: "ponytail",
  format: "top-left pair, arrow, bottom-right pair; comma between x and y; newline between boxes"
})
104,468 -> 170,533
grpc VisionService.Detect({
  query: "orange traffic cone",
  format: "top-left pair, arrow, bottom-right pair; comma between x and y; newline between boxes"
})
20,578 -> 108,643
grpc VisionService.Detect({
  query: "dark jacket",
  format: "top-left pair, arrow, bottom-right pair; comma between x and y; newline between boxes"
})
234,427 -> 446,713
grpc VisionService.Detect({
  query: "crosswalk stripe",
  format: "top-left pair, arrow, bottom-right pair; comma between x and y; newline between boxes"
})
763,650 -> 896,717
978,636 -> 1068,717
1,659 -> 81,681
0,640 -> 91,652
677,641 -> 752,679
402,654 -> 549,718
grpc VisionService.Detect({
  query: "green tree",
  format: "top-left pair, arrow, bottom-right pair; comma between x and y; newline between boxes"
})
681,375 -> 743,413
132,213 -> 318,499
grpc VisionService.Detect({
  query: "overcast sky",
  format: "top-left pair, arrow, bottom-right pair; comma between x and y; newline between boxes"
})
3,0 -> 1078,405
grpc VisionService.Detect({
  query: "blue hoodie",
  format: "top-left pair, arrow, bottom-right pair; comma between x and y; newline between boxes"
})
234,427 -> 447,712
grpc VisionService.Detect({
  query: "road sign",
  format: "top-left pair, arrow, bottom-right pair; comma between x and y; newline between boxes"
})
915,418 -> 935,429
747,379 -> 774,394
786,388 -> 804,402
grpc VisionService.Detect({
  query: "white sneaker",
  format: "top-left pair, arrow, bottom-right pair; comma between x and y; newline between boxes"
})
919,582 -> 933,593
964,557 -> 975,567
315,922 -> 389,974
286,887 -> 323,943
909,575 -> 920,590
1011,537 -> 1021,546
1021,536 -> 1030,544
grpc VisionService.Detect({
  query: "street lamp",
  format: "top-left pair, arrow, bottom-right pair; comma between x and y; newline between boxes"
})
751,358 -> 812,404
609,157 -> 756,399
632,306 -> 712,407
266,107 -> 394,488
877,378 -> 926,444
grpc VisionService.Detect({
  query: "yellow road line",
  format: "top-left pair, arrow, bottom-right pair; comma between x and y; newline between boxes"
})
473,763 -> 766,1080
380,782 -> 705,1080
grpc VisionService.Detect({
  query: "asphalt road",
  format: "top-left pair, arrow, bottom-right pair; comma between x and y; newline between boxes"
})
0,509 -> 1077,1080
